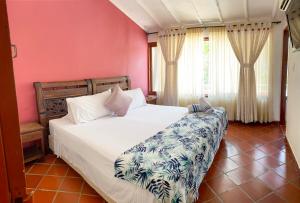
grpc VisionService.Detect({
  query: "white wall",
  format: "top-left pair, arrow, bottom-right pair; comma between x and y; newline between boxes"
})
148,23 -> 285,121
286,46 -> 300,166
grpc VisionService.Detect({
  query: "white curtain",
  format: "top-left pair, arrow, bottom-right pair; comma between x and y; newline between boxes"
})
158,28 -> 186,106
255,34 -> 274,122
178,28 -> 204,106
207,27 -> 240,120
153,24 -> 274,123
152,43 -> 166,104
227,23 -> 271,123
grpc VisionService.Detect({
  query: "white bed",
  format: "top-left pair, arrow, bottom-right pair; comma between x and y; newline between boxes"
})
49,104 -> 188,203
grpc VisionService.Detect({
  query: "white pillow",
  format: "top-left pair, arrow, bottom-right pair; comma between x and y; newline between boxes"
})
66,90 -> 111,124
187,97 -> 213,113
64,105 -> 73,121
124,88 -> 146,110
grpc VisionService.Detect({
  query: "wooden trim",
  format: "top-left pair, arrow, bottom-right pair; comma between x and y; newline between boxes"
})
0,1 -> 26,201
148,42 -> 157,93
280,27 -> 289,125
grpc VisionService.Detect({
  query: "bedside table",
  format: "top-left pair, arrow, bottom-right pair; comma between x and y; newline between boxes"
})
146,95 -> 157,104
20,122 -> 44,163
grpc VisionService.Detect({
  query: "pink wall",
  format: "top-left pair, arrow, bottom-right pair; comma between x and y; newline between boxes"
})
7,0 -> 148,123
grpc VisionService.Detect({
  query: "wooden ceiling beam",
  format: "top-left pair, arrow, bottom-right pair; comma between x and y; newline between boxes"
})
190,0 -> 204,25
244,0 -> 249,21
136,0 -> 162,28
272,0 -> 279,19
214,0 -> 224,22
160,0 -> 181,23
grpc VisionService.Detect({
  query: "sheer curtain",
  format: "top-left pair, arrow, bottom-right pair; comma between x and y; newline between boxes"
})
152,43 -> 166,104
207,27 -> 239,120
155,27 -> 240,120
255,34 -> 274,122
158,28 -> 186,106
227,23 -> 271,123
153,25 -> 274,123
178,28 -> 204,106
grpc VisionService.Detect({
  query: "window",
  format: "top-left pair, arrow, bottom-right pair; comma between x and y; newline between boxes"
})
255,36 -> 271,98
148,27 -> 272,122
203,37 -> 209,96
151,46 -> 158,91
148,42 -> 157,93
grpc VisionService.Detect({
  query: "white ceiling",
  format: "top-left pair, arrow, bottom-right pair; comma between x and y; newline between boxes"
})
110,0 -> 285,33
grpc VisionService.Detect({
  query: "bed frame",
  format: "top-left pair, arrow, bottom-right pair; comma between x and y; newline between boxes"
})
34,76 -> 131,151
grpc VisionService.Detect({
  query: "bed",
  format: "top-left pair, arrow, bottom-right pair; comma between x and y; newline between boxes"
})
34,76 -> 227,203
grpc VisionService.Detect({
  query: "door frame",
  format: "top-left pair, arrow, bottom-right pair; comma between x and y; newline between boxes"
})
0,127 -> 10,203
0,1 -> 27,202
280,27 -> 289,125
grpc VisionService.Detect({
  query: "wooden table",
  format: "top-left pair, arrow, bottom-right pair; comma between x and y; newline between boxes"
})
20,122 -> 44,163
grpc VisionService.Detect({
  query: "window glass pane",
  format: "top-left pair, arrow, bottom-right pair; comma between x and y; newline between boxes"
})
255,36 -> 270,97
151,47 -> 158,91
203,39 -> 209,95
177,29 -> 204,106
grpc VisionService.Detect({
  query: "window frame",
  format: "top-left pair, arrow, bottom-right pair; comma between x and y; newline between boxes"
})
148,42 -> 157,94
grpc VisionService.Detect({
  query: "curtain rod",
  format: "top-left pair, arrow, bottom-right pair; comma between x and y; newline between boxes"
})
147,21 -> 281,35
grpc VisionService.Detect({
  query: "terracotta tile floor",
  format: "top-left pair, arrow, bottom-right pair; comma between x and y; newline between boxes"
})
25,123 -> 300,203
25,155 -> 105,203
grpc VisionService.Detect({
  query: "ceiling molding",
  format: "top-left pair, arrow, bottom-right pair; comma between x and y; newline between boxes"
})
272,0 -> 279,19
214,0 -> 224,22
136,0 -> 163,28
160,0 -> 181,23
244,0 -> 249,21
190,0 -> 204,25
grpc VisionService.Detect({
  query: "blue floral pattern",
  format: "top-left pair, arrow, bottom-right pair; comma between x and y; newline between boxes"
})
115,108 -> 228,203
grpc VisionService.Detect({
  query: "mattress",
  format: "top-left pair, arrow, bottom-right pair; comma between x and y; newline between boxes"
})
49,104 -> 188,203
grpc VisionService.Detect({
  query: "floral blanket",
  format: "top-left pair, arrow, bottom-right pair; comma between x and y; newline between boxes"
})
114,108 -> 228,203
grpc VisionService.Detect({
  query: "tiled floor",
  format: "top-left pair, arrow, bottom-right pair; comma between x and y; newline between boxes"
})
25,123 -> 300,203
25,155 -> 105,203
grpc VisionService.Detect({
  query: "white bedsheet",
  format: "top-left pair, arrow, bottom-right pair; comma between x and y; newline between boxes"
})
49,104 -> 188,203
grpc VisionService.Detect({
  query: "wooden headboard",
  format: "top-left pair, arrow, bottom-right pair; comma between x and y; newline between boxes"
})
34,76 -> 130,127
91,76 -> 130,94
34,80 -> 92,127
34,76 -> 130,151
